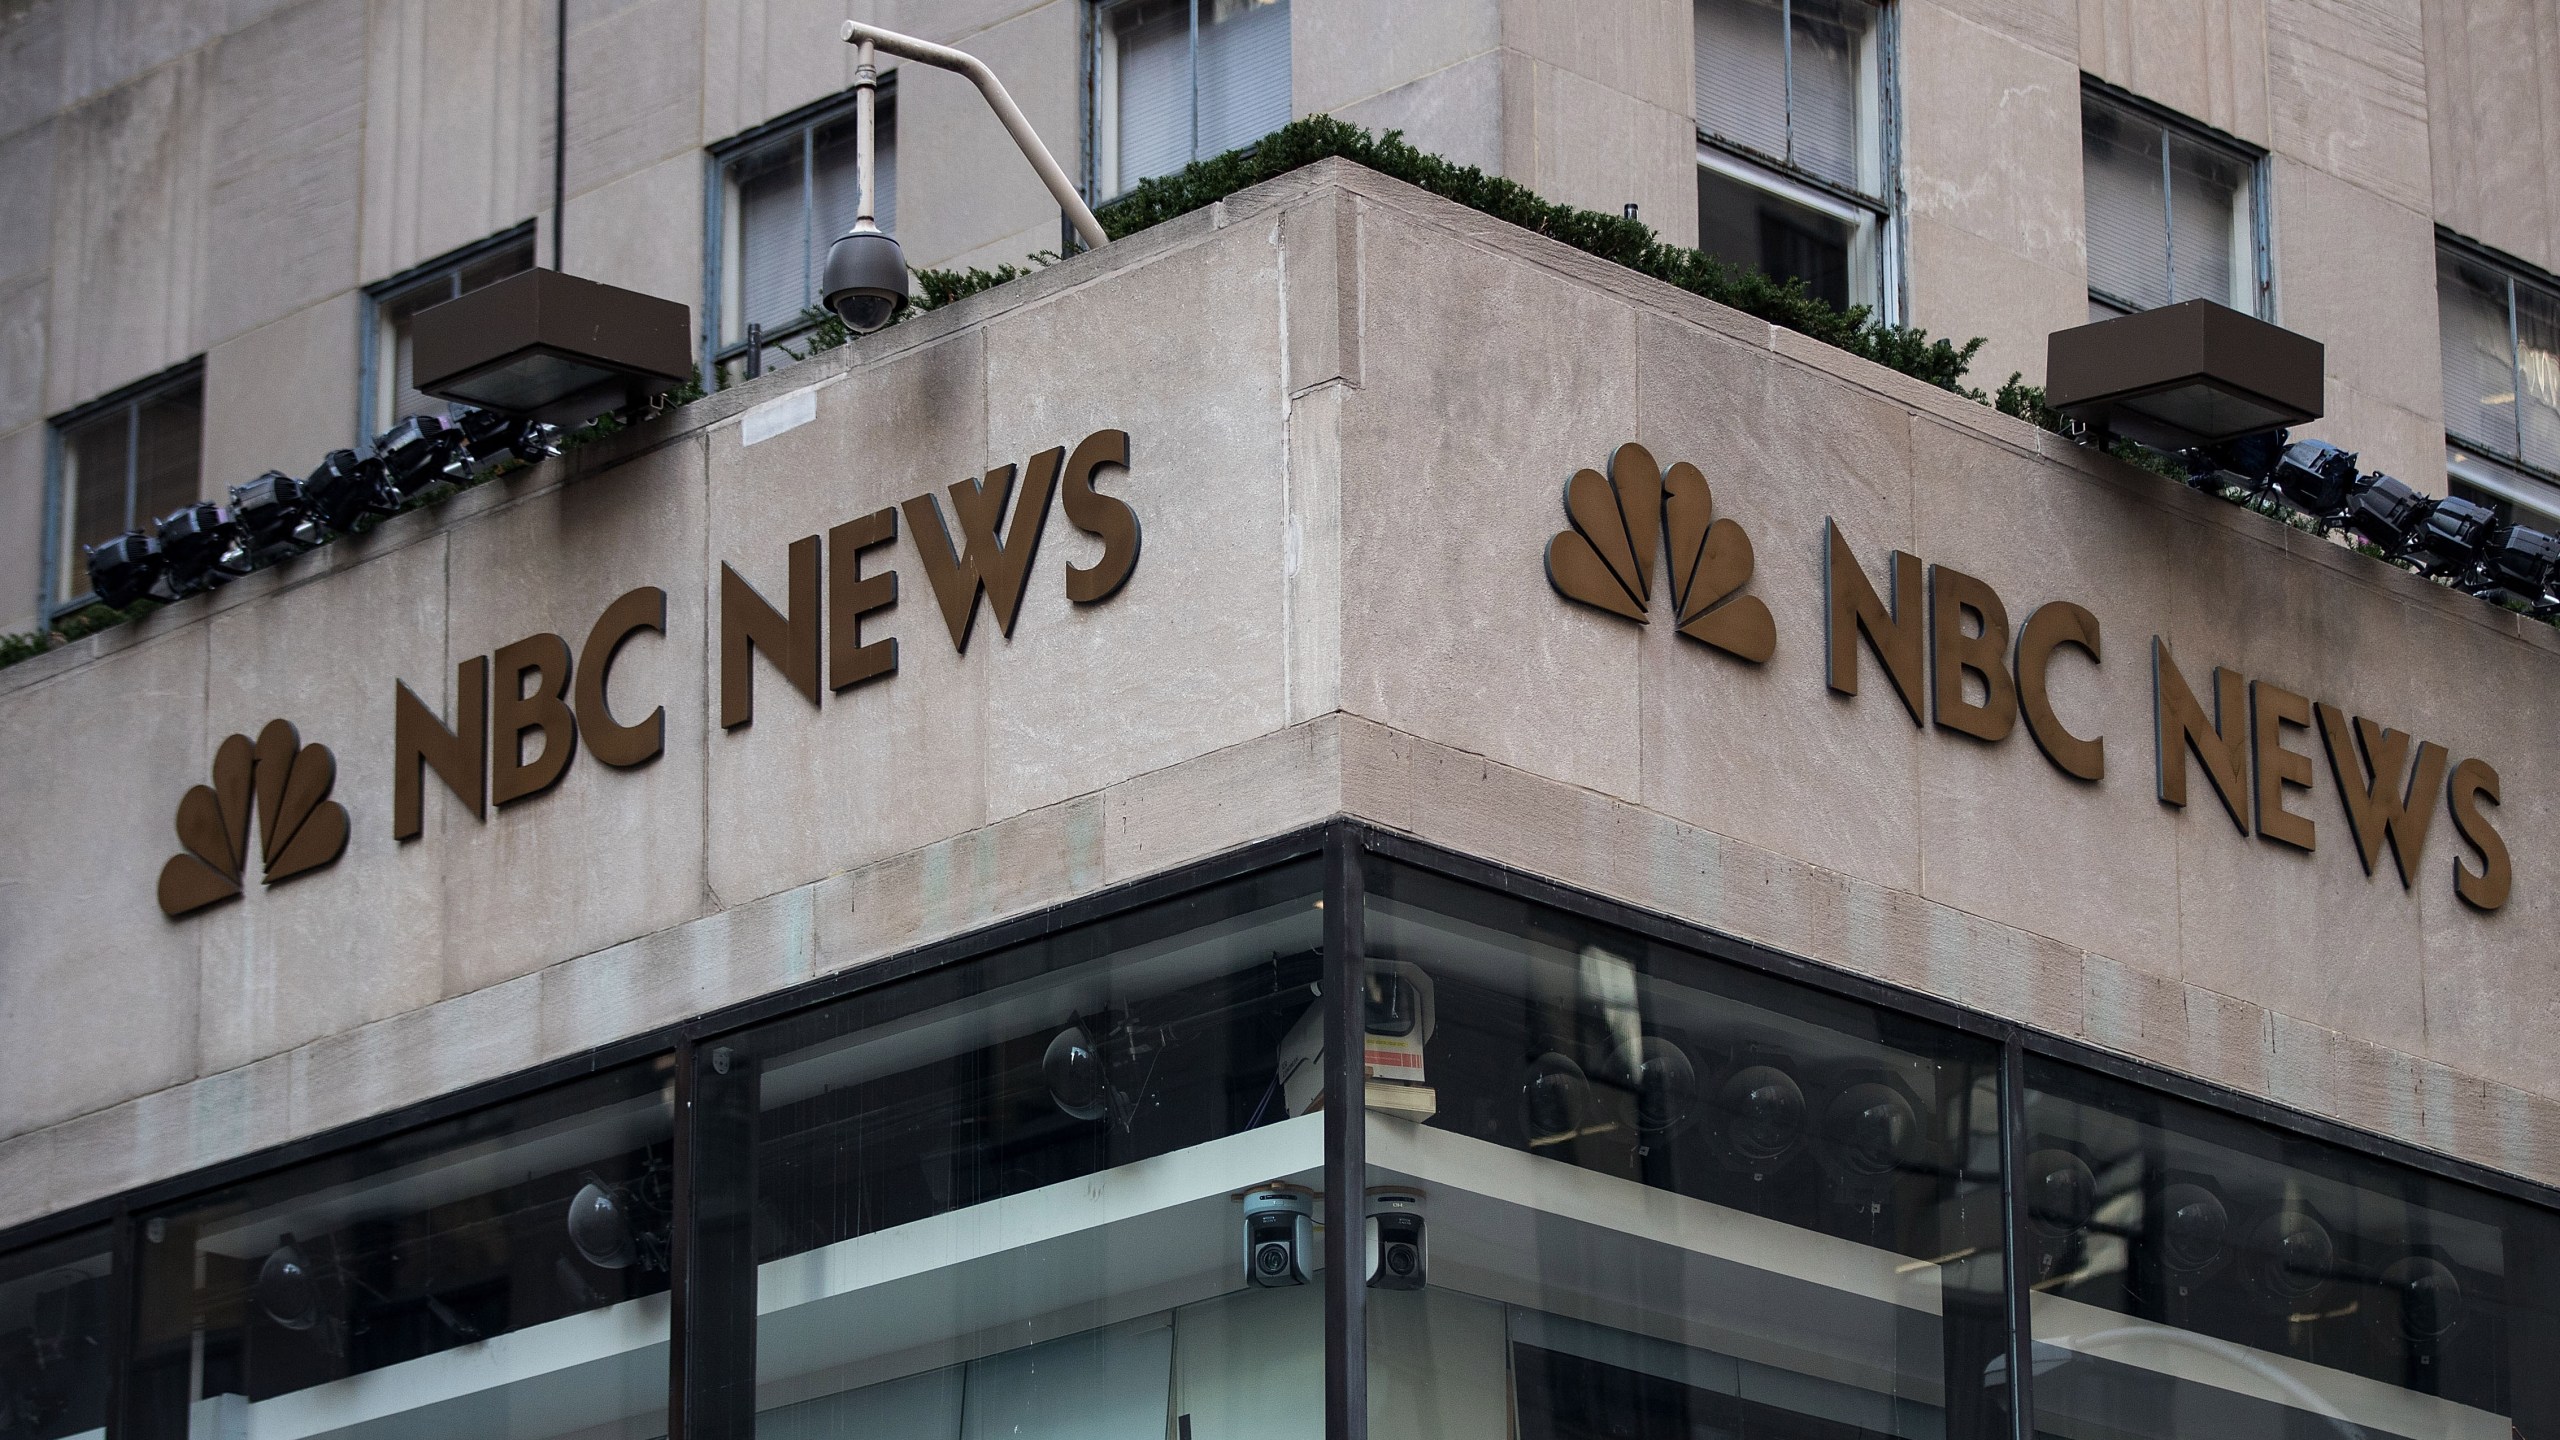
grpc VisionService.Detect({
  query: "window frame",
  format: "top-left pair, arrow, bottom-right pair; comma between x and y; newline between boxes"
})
700,82 -> 900,389
1691,0 -> 1905,322
1086,0 -> 1296,204
38,358 -> 206,625
2080,77 -> 2275,322
2438,228 -> 2560,504
9,821 -> 2558,1440
356,223 -> 538,446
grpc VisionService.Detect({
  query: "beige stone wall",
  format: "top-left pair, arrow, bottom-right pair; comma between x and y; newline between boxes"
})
3,164 -> 2556,1232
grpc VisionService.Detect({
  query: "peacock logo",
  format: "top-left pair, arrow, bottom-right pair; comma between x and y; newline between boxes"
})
1542,442 -> 1776,663
157,720 -> 352,918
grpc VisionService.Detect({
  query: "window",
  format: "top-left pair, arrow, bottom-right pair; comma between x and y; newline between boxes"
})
710,92 -> 896,385
362,227 -> 536,441
2440,239 -> 2560,517
1095,0 -> 1292,198
1693,0 -> 1893,316
47,363 -> 203,611
2082,84 -> 2268,320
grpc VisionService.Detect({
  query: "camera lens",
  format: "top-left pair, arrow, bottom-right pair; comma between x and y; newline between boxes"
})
1042,1024 -> 1109,1122
2158,1183 -> 2229,1276
1255,1242 -> 1292,1278
1714,1064 -> 1807,1167
2242,1210 -> 2335,1311
1621,1038 -> 1698,1134
1522,1052 -> 1590,1140
1824,1082 -> 1919,1179
2026,1149 -> 2097,1240
2382,1256 -> 2463,1341
1385,1243 -> 1418,1277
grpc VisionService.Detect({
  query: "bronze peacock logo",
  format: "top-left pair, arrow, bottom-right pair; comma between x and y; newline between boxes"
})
1542,442 -> 1776,662
157,720 -> 351,918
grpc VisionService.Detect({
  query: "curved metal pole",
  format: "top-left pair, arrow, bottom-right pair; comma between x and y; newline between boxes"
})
839,20 -> 1110,252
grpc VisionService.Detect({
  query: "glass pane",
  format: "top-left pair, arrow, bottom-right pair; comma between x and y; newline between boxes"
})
1694,0 -> 1789,163
1697,164 -> 1864,311
730,859 -> 1325,1438
382,276 -> 460,425
2519,278 -> 2560,476
2083,100 -> 2171,312
0,1228 -> 114,1440
60,407 -> 131,600
122,1061 -> 676,1440
1789,0 -> 1875,192
132,384 -> 201,528
2440,252 -> 2520,460
734,135 -> 811,338
1362,862 -> 2010,1440
2024,1057 -> 2560,1440
454,236 -> 535,296
1194,0 -> 1292,160
1112,0 -> 1194,190
2167,133 -> 2248,308
813,106 -> 895,257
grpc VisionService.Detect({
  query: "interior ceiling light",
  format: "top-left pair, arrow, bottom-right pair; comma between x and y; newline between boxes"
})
412,268 -> 690,427
2046,300 -> 2323,451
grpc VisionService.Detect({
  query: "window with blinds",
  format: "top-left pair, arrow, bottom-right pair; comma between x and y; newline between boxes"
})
1098,0 -> 1292,198
50,365 -> 203,607
2440,243 -> 2560,485
2081,88 -> 2264,320
715,95 -> 898,381
1692,0 -> 1888,314
367,229 -> 537,438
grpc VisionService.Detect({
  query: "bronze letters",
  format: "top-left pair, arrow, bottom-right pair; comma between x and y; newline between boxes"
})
2248,681 -> 2317,852
395,656 -> 489,840
159,720 -> 351,917
2151,640 -> 2250,835
1061,429 -> 1141,603
828,510 -> 899,691
2318,705 -> 2447,888
2449,758 -> 2511,912
1823,520 -> 1924,722
720,536 -> 822,729
1927,564 -> 2016,743
492,634 -> 577,806
2014,601 -> 2104,780
577,587 -> 669,767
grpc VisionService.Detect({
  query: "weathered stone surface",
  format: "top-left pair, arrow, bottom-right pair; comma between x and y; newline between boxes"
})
202,0 -> 364,347
359,0 -> 552,283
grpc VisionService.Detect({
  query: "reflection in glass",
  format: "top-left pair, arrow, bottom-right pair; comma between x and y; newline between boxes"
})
728,859 -> 1325,1437
123,1062 -> 676,1440
2024,1058 -> 2560,1439
0,1230 -> 111,1440
1361,862 -> 2010,1440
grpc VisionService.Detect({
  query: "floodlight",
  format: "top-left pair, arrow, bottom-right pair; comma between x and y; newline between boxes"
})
303,449 -> 394,533
2265,439 -> 2362,519
154,503 -> 242,597
2046,301 -> 2323,450
373,415 -> 469,499
2183,428 -> 2290,495
230,471 -> 320,567
2413,493 -> 2498,576
411,268 -> 691,427
83,531 -> 163,608
455,405 -> 564,468
2478,524 -> 2560,605
2341,471 -> 2433,557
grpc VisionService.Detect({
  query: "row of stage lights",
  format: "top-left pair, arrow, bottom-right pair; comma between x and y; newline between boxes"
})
2183,432 -> 2560,611
82,409 -> 566,610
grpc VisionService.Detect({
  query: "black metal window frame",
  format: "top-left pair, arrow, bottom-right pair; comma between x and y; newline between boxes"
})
37,359 -> 207,627
11,817 -> 2558,1440
699,81 -> 899,389
2080,76 -> 2275,322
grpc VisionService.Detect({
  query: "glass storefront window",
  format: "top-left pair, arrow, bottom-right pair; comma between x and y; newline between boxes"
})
123,1061 -> 676,1440
704,858 -> 1326,1439
1361,861 -> 2011,1440
2024,1057 -> 2560,1439
0,1228 -> 112,1440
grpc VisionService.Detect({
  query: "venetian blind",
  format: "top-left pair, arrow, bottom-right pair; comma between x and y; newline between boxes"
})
1113,0 -> 1193,191
736,138 -> 808,337
2520,280 -> 2560,474
1194,0 -> 1292,160
2438,251 -> 2517,458
2082,103 -> 2171,312
1694,0 -> 1787,163
1787,0 -> 1872,191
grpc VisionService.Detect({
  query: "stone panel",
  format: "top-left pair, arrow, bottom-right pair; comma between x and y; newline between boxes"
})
45,52 -> 208,413
0,121 -> 54,288
2266,0 -> 2431,213
0,277 -> 45,438
196,531 -> 448,1074
980,208 -> 1296,820
58,0 -> 219,109
0,623 -> 206,1138
1336,201 -> 1647,802
1903,214 -> 2087,394
202,0 -> 363,347
200,290 -> 359,495
1901,2 -> 2086,275
702,333 -> 991,905
1334,50 -> 1505,179
1294,0 -> 1497,117
2271,160 -> 2444,435
0,425 -> 44,637
439,437 -> 713,997
1501,0 -> 1688,119
562,0 -> 703,195
0,1 -> 66,142
562,152 -> 704,354
359,0 -> 551,283
2079,0 -> 2271,146
894,2 -> 1077,283
1934,0 -> 2078,62
2422,0 -> 2560,276
701,0 -> 862,145
1514,58 -> 1696,249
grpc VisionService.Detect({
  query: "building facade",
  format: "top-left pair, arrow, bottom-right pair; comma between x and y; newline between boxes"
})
3,3 -> 2560,1439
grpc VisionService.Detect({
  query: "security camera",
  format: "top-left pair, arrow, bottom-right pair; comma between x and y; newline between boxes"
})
1365,1189 -> 1425,1290
821,225 -> 909,334
1241,1187 -> 1313,1289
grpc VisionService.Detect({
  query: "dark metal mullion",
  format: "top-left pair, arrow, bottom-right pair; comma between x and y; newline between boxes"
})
1186,0 -> 1200,163
2511,275 -> 2528,460
1997,1035 -> 2036,1440
671,1036 -> 762,1440
1321,824 -> 1368,1440
2159,123 -> 2177,304
1780,0 -> 1795,169
103,1207 -> 135,1440
122,403 -> 139,531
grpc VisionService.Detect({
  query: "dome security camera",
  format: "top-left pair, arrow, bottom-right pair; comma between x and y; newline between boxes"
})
821,226 -> 909,335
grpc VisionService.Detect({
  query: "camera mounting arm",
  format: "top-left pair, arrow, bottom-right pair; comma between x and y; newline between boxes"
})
837,20 -> 1110,252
